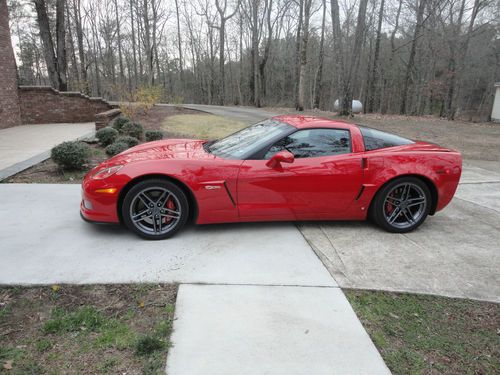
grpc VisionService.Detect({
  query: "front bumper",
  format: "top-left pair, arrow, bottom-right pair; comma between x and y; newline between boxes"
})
80,177 -> 124,224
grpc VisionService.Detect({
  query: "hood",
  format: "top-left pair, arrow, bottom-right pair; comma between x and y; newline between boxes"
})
107,139 -> 214,165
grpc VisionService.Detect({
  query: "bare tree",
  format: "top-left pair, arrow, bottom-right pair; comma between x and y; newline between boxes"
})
400,0 -> 427,115
297,0 -> 312,111
367,0 -> 384,113
338,0 -> 368,115
174,0 -> 184,88
313,0 -> 326,109
33,0 -> 67,91
215,0 -> 240,105
11,0 -> 495,120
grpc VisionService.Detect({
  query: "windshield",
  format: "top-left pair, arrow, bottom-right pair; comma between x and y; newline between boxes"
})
208,119 -> 293,159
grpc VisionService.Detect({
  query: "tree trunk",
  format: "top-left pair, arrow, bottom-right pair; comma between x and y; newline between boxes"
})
219,20 -> 226,105
339,0 -> 368,116
114,0 -> 125,82
130,0 -> 138,88
381,0 -> 402,113
66,3 -> 79,86
34,0 -> 59,89
72,0 -> 88,94
400,0 -> 426,115
174,0 -> 184,88
313,0 -> 326,109
297,0 -> 311,111
252,0 -> 260,107
143,0 -> 153,85
446,0 -> 481,120
367,0 -> 384,113
330,0 -> 344,112
55,0 -> 67,91
294,0 -> 303,109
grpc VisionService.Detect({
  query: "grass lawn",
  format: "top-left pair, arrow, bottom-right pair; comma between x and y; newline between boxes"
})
162,114 -> 246,140
0,284 -> 177,374
345,290 -> 499,375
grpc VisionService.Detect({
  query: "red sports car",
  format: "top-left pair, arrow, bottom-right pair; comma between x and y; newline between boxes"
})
81,115 -> 462,239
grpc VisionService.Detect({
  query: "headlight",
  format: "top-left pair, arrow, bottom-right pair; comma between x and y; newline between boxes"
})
92,165 -> 123,180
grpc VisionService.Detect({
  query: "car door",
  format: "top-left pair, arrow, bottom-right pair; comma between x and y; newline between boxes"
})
237,128 -> 363,220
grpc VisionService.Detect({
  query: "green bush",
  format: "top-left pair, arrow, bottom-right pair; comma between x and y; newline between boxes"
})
121,122 -> 143,139
105,142 -> 130,156
115,135 -> 140,148
51,141 -> 91,170
110,116 -> 131,132
135,335 -> 165,356
145,130 -> 164,142
95,127 -> 119,146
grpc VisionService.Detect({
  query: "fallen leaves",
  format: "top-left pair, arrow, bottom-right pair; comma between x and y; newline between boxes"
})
3,360 -> 13,370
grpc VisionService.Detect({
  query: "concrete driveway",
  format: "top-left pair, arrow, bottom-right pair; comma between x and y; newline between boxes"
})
299,164 -> 500,303
0,122 -> 94,180
0,183 -> 390,374
0,183 -> 334,287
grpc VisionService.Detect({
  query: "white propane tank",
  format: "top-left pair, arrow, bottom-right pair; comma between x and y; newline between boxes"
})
333,99 -> 363,114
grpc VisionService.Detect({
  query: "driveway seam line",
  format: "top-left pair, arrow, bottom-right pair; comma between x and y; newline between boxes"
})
177,282 -> 340,289
454,196 -> 500,215
459,181 -> 500,185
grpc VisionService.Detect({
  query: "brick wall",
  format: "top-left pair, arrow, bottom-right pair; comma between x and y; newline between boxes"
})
0,0 -> 22,129
18,86 -> 115,124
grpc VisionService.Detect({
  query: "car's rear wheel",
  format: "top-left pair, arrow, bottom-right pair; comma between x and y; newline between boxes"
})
122,179 -> 189,240
371,177 -> 431,233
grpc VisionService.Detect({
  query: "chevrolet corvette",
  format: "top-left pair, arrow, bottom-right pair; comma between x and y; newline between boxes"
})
81,115 -> 462,239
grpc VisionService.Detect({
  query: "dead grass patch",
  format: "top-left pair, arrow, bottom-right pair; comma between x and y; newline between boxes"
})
345,289 -> 499,375
0,284 -> 177,375
161,114 -> 246,140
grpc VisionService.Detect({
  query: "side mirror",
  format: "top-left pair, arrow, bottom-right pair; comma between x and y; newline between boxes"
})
266,150 -> 295,169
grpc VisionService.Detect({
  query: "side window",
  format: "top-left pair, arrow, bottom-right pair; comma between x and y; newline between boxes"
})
264,128 -> 351,159
359,126 -> 414,151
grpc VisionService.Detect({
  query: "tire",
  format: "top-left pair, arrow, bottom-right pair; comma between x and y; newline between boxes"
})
370,177 -> 431,233
121,179 -> 189,240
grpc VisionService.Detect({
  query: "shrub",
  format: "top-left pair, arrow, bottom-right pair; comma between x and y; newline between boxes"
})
105,142 -> 130,156
121,122 -> 143,139
51,141 -> 90,170
135,335 -> 165,356
95,127 -> 119,146
116,135 -> 140,148
145,130 -> 164,142
110,116 -> 131,132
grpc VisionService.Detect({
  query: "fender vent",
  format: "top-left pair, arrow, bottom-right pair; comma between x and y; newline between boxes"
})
355,185 -> 365,201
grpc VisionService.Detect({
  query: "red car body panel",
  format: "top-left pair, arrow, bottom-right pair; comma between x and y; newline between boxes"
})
81,116 -> 462,225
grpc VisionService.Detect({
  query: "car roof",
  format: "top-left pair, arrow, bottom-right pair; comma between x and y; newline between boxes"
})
272,115 -> 357,130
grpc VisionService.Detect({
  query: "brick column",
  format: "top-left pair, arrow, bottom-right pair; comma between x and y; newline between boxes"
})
0,0 -> 21,128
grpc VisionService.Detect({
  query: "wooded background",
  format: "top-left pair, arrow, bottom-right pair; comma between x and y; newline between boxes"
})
7,0 -> 500,119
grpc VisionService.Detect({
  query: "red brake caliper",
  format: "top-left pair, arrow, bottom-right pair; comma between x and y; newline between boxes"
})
163,198 -> 176,224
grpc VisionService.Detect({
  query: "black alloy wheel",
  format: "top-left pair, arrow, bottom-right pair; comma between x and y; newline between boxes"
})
122,179 -> 189,240
371,177 -> 431,233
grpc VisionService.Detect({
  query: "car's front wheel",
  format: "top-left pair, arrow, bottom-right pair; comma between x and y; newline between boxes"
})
122,179 -> 189,240
371,177 -> 431,233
